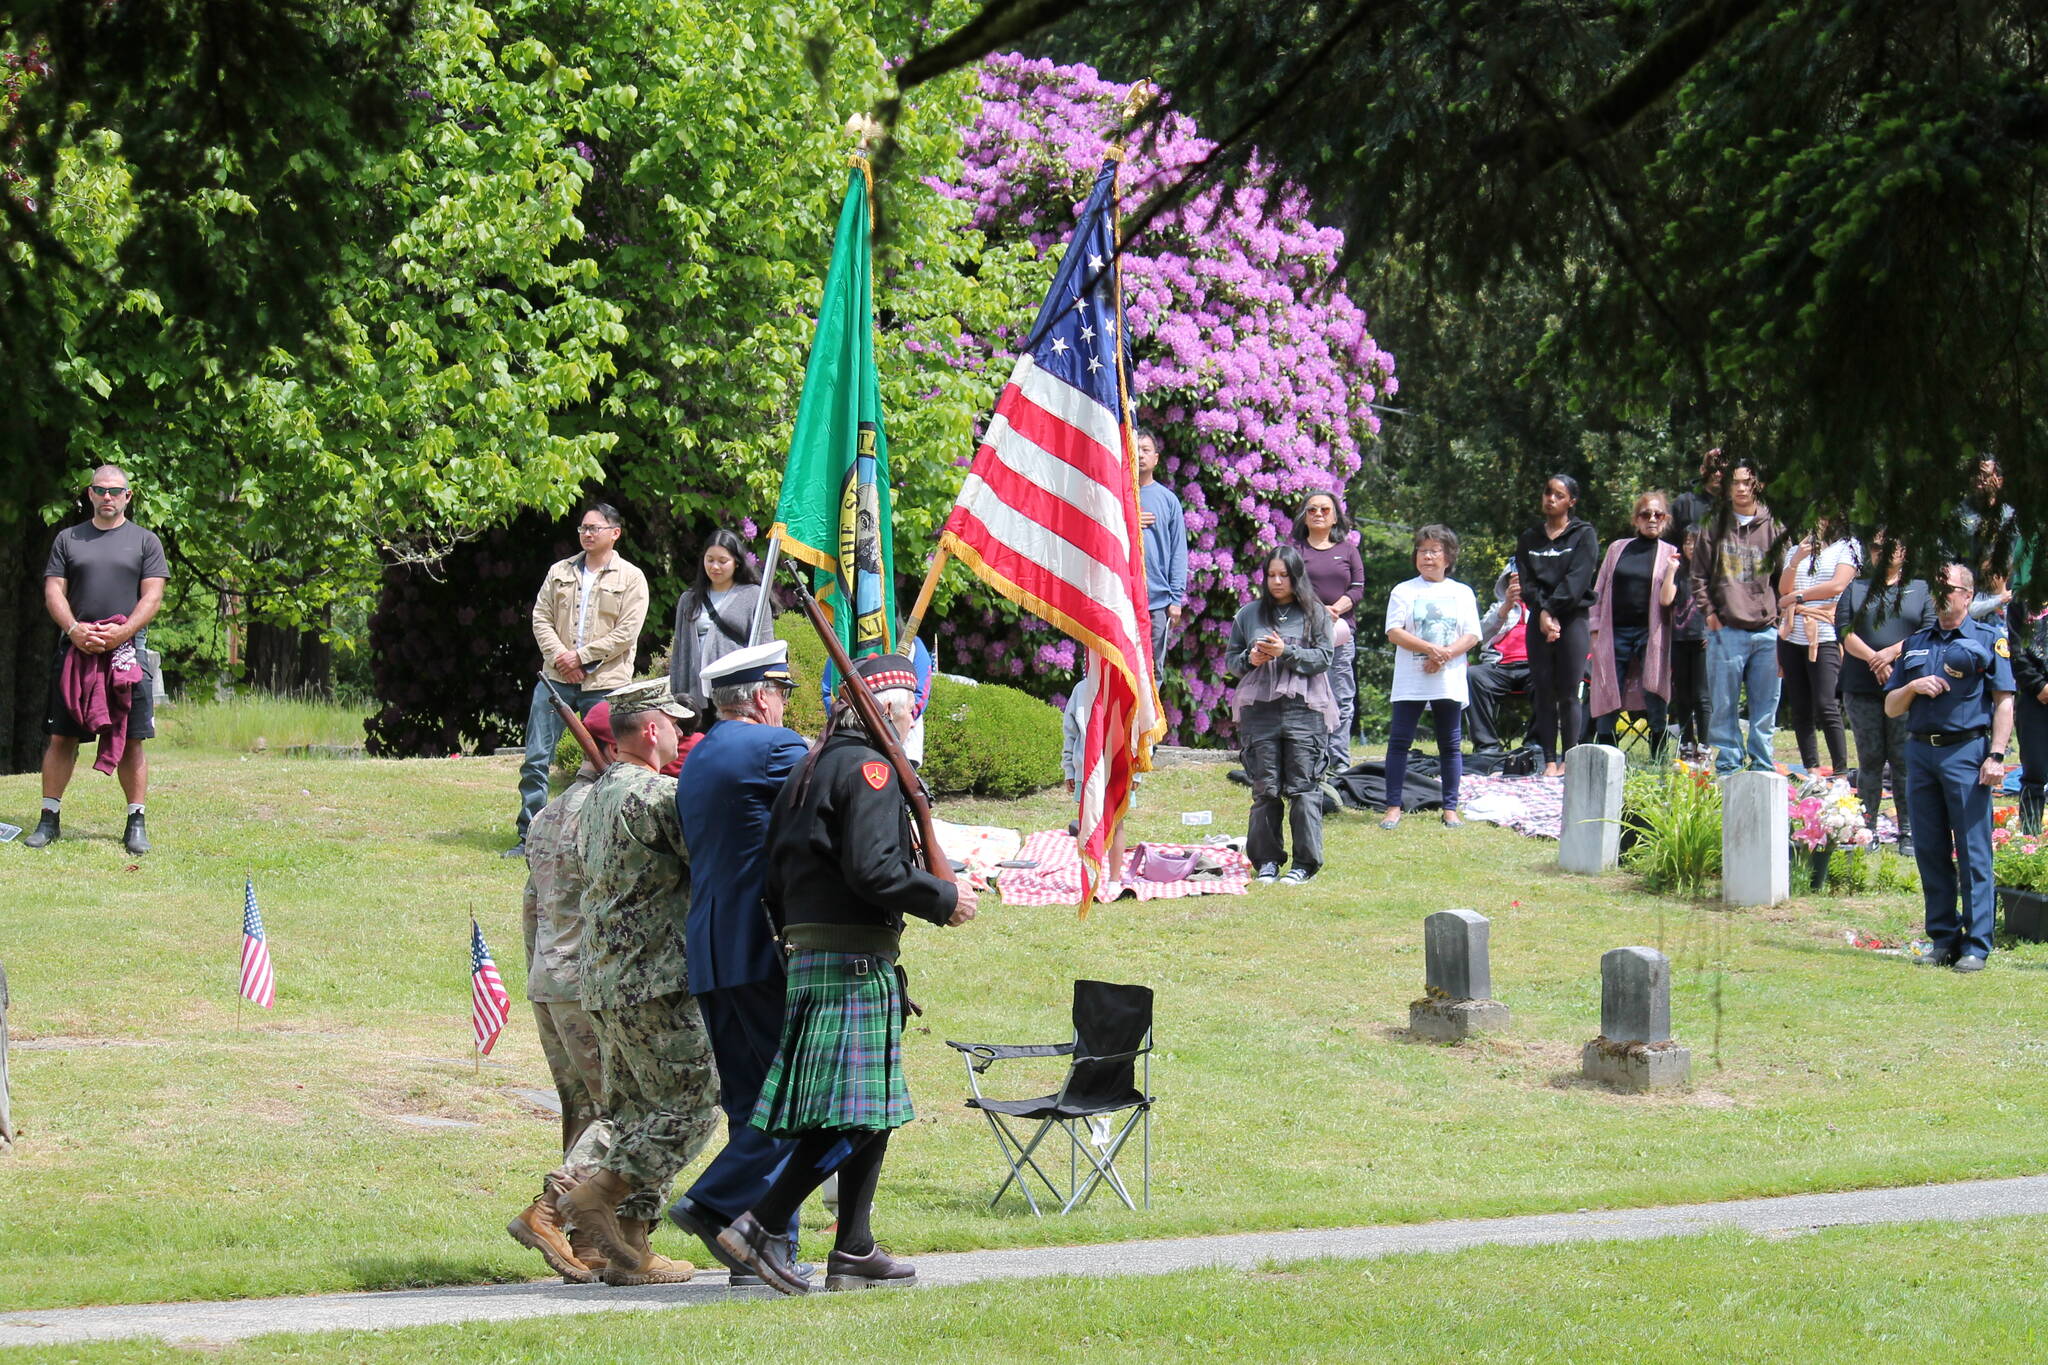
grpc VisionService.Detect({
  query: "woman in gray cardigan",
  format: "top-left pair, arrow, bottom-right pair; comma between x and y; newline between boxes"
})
669,528 -> 764,701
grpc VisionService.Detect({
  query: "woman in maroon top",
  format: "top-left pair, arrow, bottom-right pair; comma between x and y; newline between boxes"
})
1292,492 -> 1367,772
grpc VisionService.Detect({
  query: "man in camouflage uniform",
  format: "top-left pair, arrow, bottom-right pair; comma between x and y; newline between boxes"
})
557,680 -> 718,1286
505,701 -> 618,1283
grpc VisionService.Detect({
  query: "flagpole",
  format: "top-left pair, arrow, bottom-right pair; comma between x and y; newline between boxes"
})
470,913 -> 481,1077
758,116 -> 885,654
897,545 -> 952,653
748,537 -> 781,646
236,871 -> 246,1031
1110,80 -> 1161,778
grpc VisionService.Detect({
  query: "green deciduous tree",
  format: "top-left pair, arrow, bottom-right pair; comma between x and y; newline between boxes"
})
897,0 -> 2048,565
1,1 -> 414,769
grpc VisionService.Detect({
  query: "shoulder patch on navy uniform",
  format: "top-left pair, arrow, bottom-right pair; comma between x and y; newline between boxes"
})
1996,634 -> 2010,658
861,761 -> 889,791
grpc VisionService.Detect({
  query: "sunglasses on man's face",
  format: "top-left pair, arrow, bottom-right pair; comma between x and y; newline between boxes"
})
89,486 -> 128,497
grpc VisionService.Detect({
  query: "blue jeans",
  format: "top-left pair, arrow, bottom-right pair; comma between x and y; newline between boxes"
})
1387,698 -> 1463,811
1705,626 -> 1781,773
1326,636 -> 1358,771
1593,625 -> 1667,760
517,679 -> 611,839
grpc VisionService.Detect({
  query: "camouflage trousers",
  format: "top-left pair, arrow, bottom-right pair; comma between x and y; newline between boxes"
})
589,990 -> 719,1220
533,1000 -> 612,1202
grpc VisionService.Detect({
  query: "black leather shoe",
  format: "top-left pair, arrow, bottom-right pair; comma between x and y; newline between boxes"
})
715,1211 -> 808,1295
1919,947 -> 1956,967
1952,955 -> 1988,973
730,1261 -> 815,1288
825,1243 -> 917,1291
23,811 -> 58,849
123,813 -> 150,856
669,1202 -> 746,1277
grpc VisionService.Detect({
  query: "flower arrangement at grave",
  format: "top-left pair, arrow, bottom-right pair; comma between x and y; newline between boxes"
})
934,54 -> 1396,743
1788,775 -> 1874,853
1788,774 -> 1875,892
1990,826 -> 2048,891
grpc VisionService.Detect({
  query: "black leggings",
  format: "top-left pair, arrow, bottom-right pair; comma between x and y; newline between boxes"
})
1668,639 -> 1709,746
1526,611 -> 1590,764
1777,638 -> 1846,771
2016,684 -> 2048,834
753,1129 -> 890,1256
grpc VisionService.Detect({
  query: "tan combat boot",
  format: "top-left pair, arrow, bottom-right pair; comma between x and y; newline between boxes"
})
557,1168 -> 641,1273
568,1229 -> 609,1280
599,1218 -> 696,1286
507,1193 -> 593,1283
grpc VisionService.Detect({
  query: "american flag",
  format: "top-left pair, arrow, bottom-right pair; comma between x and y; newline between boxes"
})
939,158 -> 1162,907
239,876 -> 276,1009
470,919 -> 511,1055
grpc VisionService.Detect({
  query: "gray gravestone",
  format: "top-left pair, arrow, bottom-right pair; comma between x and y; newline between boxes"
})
1581,946 -> 1690,1091
1410,910 -> 1511,1041
1721,770 -> 1789,907
1559,744 -> 1625,875
1600,946 -> 1670,1043
1425,909 -> 1492,1001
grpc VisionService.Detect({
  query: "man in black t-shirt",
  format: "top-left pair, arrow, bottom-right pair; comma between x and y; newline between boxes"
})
25,465 -> 170,854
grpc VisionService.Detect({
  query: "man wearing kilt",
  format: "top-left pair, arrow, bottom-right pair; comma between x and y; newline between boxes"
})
714,655 -> 979,1294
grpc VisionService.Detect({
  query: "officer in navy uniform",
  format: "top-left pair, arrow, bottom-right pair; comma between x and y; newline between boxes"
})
1884,562 -> 2016,971
664,641 -> 813,1283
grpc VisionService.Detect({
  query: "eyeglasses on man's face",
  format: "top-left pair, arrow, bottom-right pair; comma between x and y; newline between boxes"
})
89,485 -> 128,497
577,521 -> 617,535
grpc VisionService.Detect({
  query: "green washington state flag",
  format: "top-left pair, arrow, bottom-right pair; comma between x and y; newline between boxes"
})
769,163 -> 896,659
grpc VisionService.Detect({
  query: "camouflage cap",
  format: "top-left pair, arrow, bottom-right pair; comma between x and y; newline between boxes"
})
604,678 -> 694,723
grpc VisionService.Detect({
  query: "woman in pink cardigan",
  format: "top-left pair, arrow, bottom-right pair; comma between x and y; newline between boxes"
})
1589,491 -> 1681,761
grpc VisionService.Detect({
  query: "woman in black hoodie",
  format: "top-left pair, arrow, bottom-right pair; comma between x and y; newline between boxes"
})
1515,474 -> 1601,777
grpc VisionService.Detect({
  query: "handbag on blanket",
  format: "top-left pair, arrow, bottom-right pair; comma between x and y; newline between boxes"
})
1128,843 -> 1198,882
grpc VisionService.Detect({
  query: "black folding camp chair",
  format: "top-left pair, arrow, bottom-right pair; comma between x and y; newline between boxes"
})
946,980 -> 1153,1216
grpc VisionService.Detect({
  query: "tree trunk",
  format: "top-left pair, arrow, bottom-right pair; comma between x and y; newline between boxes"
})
243,615 -> 334,696
0,517 -> 59,776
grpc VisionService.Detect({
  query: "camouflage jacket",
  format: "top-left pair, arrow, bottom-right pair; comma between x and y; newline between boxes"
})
522,772 -> 597,1004
576,762 -> 690,1010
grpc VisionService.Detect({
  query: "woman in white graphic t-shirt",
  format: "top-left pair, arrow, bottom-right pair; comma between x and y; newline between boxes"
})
1380,524 -> 1482,830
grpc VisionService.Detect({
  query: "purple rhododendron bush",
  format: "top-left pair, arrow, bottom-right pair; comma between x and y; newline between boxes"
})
933,55 -> 1396,744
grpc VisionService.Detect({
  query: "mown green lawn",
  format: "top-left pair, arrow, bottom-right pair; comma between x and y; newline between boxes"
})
2,713 -> 2044,1312
11,1218 -> 2047,1363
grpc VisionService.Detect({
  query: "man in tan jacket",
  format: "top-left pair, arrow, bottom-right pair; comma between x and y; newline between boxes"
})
510,503 -> 650,856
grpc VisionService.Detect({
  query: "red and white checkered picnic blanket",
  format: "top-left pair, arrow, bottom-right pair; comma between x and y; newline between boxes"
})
997,829 -> 1252,906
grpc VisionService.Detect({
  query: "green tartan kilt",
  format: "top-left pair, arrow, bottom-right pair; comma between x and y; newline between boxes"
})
750,950 -> 914,1135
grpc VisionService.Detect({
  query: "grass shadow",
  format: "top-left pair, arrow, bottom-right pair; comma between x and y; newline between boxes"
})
421,828 -> 516,855
344,1256 -> 530,1293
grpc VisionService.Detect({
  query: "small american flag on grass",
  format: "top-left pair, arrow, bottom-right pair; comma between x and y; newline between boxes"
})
470,919 -> 511,1055
239,877 -> 276,1009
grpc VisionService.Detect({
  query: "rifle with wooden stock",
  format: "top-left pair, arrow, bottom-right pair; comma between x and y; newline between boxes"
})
781,561 -> 954,885
538,673 -> 606,770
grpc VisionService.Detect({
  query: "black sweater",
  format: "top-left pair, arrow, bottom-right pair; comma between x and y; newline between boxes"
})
1515,517 -> 1600,617
763,731 -> 956,958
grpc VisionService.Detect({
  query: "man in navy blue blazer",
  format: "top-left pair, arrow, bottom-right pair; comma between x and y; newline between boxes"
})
666,640 -> 812,1282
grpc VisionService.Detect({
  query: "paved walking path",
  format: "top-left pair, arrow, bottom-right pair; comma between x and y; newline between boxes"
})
7,1176 -> 2047,1347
